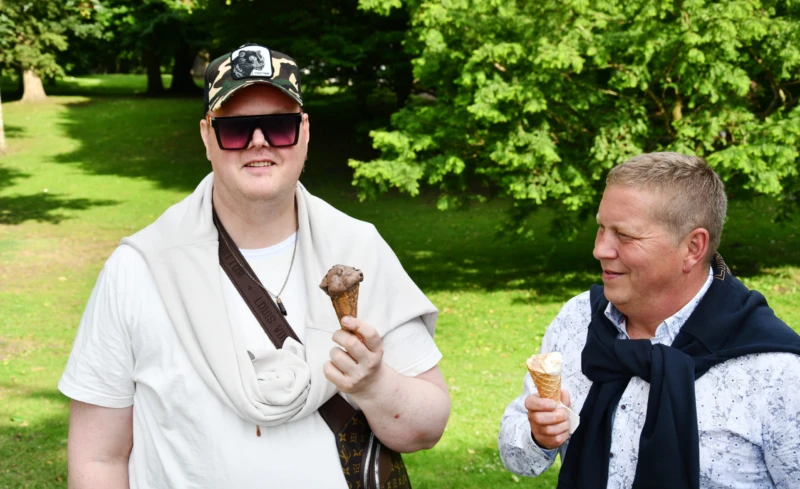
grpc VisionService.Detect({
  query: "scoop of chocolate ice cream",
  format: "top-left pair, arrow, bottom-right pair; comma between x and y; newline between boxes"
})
319,265 -> 364,298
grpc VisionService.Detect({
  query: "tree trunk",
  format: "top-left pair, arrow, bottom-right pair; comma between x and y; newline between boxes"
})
16,66 -> 24,95
21,69 -> 47,102
394,58 -> 413,108
169,37 -> 201,95
0,87 -> 6,153
144,41 -> 164,96
353,63 -> 373,116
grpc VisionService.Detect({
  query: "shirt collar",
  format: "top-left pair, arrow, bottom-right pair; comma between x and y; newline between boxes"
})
604,266 -> 715,344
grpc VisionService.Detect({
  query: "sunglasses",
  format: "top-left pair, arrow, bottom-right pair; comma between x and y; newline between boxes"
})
207,113 -> 303,150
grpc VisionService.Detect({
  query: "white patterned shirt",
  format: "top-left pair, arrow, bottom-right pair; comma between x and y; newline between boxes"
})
499,268 -> 800,488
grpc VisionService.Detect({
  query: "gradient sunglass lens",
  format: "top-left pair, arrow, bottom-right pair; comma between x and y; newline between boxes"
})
217,118 -> 256,149
212,113 -> 301,150
261,116 -> 299,147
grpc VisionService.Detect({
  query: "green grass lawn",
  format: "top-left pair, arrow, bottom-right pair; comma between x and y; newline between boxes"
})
1,77 -> 799,488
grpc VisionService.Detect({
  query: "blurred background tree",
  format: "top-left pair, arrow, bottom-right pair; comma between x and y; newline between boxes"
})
351,0 -> 800,234
2,0 -> 413,109
0,86 -> 5,152
57,0 -> 208,95
0,12 -> 8,150
1,0 -> 798,226
0,0 -> 104,101
194,0 -> 412,114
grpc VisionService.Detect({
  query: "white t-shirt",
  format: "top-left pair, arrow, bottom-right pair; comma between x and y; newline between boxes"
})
59,234 -> 442,488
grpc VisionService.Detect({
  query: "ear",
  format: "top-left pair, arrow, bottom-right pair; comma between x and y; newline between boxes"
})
199,117 -> 212,160
682,228 -> 709,273
302,112 -> 310,145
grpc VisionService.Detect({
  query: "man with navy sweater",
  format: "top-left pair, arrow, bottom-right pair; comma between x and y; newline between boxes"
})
499,152 -> 800,489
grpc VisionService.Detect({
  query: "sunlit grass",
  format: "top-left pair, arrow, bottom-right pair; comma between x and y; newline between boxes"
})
1,76 -> 798,488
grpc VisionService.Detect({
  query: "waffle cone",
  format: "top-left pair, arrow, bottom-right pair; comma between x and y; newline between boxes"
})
528,368 -> 561,402
331,285 -> 359,322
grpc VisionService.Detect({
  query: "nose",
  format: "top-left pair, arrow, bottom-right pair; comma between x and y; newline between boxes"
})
249,127 -> 269,148
593,228 -> 617,261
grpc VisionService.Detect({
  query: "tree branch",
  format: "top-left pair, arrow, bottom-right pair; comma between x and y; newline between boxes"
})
748,47 -> 784,118
646,88 -> 675,136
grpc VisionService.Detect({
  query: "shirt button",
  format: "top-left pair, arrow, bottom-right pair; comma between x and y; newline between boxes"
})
621,405 -> 627,410
609,452 -> 614,458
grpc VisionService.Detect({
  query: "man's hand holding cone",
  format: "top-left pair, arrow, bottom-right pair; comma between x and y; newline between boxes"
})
526,352 -> 563,402
524,352 -> 579,449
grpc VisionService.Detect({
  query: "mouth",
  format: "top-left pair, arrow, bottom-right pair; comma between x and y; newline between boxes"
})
244,160 -> 276,168
602,269 -> 624,281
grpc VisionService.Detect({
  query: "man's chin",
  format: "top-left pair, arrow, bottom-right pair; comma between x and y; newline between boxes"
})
241,182 -> 295,202
242,188 -> 280,202
601,286 -> 628,306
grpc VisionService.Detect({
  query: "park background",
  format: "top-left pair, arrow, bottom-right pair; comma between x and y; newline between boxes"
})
1,1 -> 799,487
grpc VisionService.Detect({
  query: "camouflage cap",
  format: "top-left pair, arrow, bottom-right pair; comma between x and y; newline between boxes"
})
203,43 -> 303,114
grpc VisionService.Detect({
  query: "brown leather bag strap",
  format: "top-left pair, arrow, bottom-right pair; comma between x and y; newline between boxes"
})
318,390 -> 357,432
213,209 -> 301,348
213,207 -> 354,431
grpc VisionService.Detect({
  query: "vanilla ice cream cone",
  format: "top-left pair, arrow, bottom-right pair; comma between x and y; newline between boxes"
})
528,369 -> 561,402
526,352 -> 563,402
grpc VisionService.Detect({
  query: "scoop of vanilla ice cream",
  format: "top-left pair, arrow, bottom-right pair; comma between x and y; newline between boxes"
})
540,352 -> 562,374
526,352 -> 563,375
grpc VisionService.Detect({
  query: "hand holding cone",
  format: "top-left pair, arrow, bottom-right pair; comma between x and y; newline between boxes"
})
526,352 -> 562,402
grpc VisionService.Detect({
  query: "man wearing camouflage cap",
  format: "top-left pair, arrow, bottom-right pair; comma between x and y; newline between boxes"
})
59,43 -> 450,487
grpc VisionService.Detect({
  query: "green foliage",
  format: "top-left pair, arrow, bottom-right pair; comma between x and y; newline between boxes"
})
353,0 -> 800,230
55,2 -> 154,75
0,0 -> 103,77
101,0 -> 202,55
55,0 -> 210,94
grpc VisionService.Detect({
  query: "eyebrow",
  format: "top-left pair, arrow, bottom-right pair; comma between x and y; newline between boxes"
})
596,215 -> 638,235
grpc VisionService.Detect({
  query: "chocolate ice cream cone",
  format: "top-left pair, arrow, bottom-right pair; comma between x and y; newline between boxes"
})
320,265 -> 364,327
331,284 -> 359,321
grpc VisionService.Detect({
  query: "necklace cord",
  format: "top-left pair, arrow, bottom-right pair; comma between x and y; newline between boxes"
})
212,205 -> 299,303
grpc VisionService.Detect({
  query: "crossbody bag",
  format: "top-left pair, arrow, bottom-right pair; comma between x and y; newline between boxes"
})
213,210 -> 411,489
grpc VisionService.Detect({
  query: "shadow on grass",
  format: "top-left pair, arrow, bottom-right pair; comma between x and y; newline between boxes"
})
400,245 -> 599,302
50,92 -> 378,194
301,91 -> 384,187
0,388 -> 69,487
340,191 -> 800,299
2,124 -> 25,139
322,189 -> 601,299
717,207 -> 800,277
53,98 -> 210,193
0,193 -> 118,225
0,166 -> 29,192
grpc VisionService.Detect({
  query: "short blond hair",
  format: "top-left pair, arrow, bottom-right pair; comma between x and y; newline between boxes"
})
606,152 -> 727,262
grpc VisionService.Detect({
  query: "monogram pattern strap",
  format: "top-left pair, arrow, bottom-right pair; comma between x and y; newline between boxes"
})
336,410 -> 411,489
